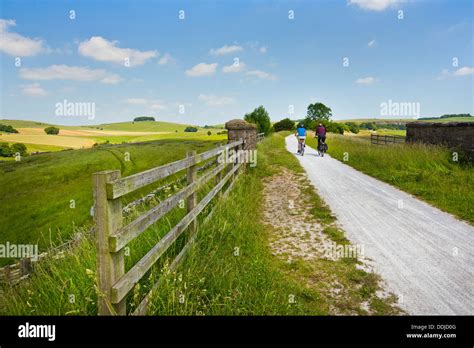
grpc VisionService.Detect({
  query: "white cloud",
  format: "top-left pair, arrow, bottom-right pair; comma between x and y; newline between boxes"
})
20,64 -> 122,84
21,83 -> 48,97
222,61 -> 247,73
245,70 -> 278,81
185,62 -> 218,77
259,46 -> 268,53
355,76 -> 376,84
348,0 -> 403,11
78,36 -> 158,66
0,19 -> 45,56
198,94 -> 235,106
158,53 -> 173,65
438,67 -> 474,79
368,39 -> 376,47
454,67 -> 474,76
209,45 -> 243,56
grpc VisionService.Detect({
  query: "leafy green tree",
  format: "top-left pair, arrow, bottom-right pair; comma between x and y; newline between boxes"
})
244,106 -> 271,134
323,121 -> 344,134
44,126 -> 60,135
184,126 -> 198,132
306,102 -> 332,122
345,122 -> 360,134
0,124 -> 19,133
11,143 -> 27,156
133,116 -> 155,122
0,143 -> 12,157
207,131 -> 212,136
273,118 -> 295,132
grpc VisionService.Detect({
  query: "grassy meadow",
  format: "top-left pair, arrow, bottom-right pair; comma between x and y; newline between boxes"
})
306,134 -> 473,224
0,138 -> 222,266
0,132 -> 399,315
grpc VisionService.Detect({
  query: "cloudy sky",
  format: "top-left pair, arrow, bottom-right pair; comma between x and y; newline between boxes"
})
0,0 -> 473,125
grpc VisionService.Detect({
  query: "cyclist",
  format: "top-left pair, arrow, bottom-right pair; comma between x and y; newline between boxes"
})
295,123 -> 307,155
316,123 -> 326,151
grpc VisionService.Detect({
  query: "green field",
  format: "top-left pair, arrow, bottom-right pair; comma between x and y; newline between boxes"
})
0,139 -> 219,266
0,132 -> 399,315
306,134 -> 473,224
336,117 -> 473,124
0,119 -> 226,159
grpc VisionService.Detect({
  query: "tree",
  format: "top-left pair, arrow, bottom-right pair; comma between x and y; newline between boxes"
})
184,126 -> 198,132
11,143 -> 27,156
44,126 -> 60,135
273,118 -> 295,132
133,116 -> 155,122
344,122 -> 360,134
207,131 -> 212,136
244,106 -> 271,134
306,102 -> 332,122
0,124 -> 19,133
0,143 -> 12,157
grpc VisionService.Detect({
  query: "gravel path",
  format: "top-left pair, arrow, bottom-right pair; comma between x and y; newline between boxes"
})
286,135 -> 474,315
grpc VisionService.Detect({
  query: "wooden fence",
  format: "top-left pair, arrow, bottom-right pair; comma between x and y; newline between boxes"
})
0,157 -> 219,286
93,139 -> 244,315
371,134 -> 406,145
257,132 -> 265,142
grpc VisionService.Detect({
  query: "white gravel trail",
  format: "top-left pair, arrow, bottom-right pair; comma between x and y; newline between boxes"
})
285,135 -> 474,315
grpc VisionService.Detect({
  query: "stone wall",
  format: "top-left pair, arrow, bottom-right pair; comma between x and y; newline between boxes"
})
225,119 -> 257,151
406,122 -> 474,159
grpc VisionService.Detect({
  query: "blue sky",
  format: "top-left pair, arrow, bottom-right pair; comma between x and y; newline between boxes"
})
0,0 -> 473,125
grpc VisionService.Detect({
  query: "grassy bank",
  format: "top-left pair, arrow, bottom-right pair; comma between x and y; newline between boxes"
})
0,139 -> 218,266
0,132 -> 399,315
306,134 -> 473,224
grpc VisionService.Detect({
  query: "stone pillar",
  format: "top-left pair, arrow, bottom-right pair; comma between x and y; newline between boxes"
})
225,119 -> 257,151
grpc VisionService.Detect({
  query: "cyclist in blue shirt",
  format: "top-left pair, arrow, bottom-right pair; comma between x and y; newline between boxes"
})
295,123 -> 307,155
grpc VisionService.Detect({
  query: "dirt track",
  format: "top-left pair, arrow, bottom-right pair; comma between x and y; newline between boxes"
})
286,135 -> 474,315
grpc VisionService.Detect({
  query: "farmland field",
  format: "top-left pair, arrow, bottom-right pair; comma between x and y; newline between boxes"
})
0,120 -> 226,157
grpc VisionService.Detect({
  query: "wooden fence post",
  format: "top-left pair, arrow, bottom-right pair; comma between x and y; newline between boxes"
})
215,143 -> 223,198
186,151 -> 198,237
93,170 -> 125,315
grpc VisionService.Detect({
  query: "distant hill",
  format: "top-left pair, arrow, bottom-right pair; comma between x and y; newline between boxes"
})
0,119 -> 211,133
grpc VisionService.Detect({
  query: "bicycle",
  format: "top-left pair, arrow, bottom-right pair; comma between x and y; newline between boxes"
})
318,140 -> 328,157
300,139 -> 306,156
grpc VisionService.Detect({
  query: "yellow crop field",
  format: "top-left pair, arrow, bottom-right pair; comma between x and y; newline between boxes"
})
0,134 -> 95,149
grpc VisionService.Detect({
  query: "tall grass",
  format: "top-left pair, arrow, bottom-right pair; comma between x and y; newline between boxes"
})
306,134 -> 473,223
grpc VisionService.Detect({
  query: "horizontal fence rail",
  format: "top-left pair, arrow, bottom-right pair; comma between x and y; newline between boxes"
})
257,132 -> 265,142
371,133 -> 406,145
93,139 -> 245,315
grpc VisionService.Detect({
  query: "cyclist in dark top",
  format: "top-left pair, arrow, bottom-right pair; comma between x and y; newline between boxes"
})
316,123 -> 326,150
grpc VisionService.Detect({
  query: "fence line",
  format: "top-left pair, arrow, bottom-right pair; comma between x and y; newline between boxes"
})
257,132 -> 265,142
371,133 -> 406,145
0,157 -> 218,286
93,139 -> 245,315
